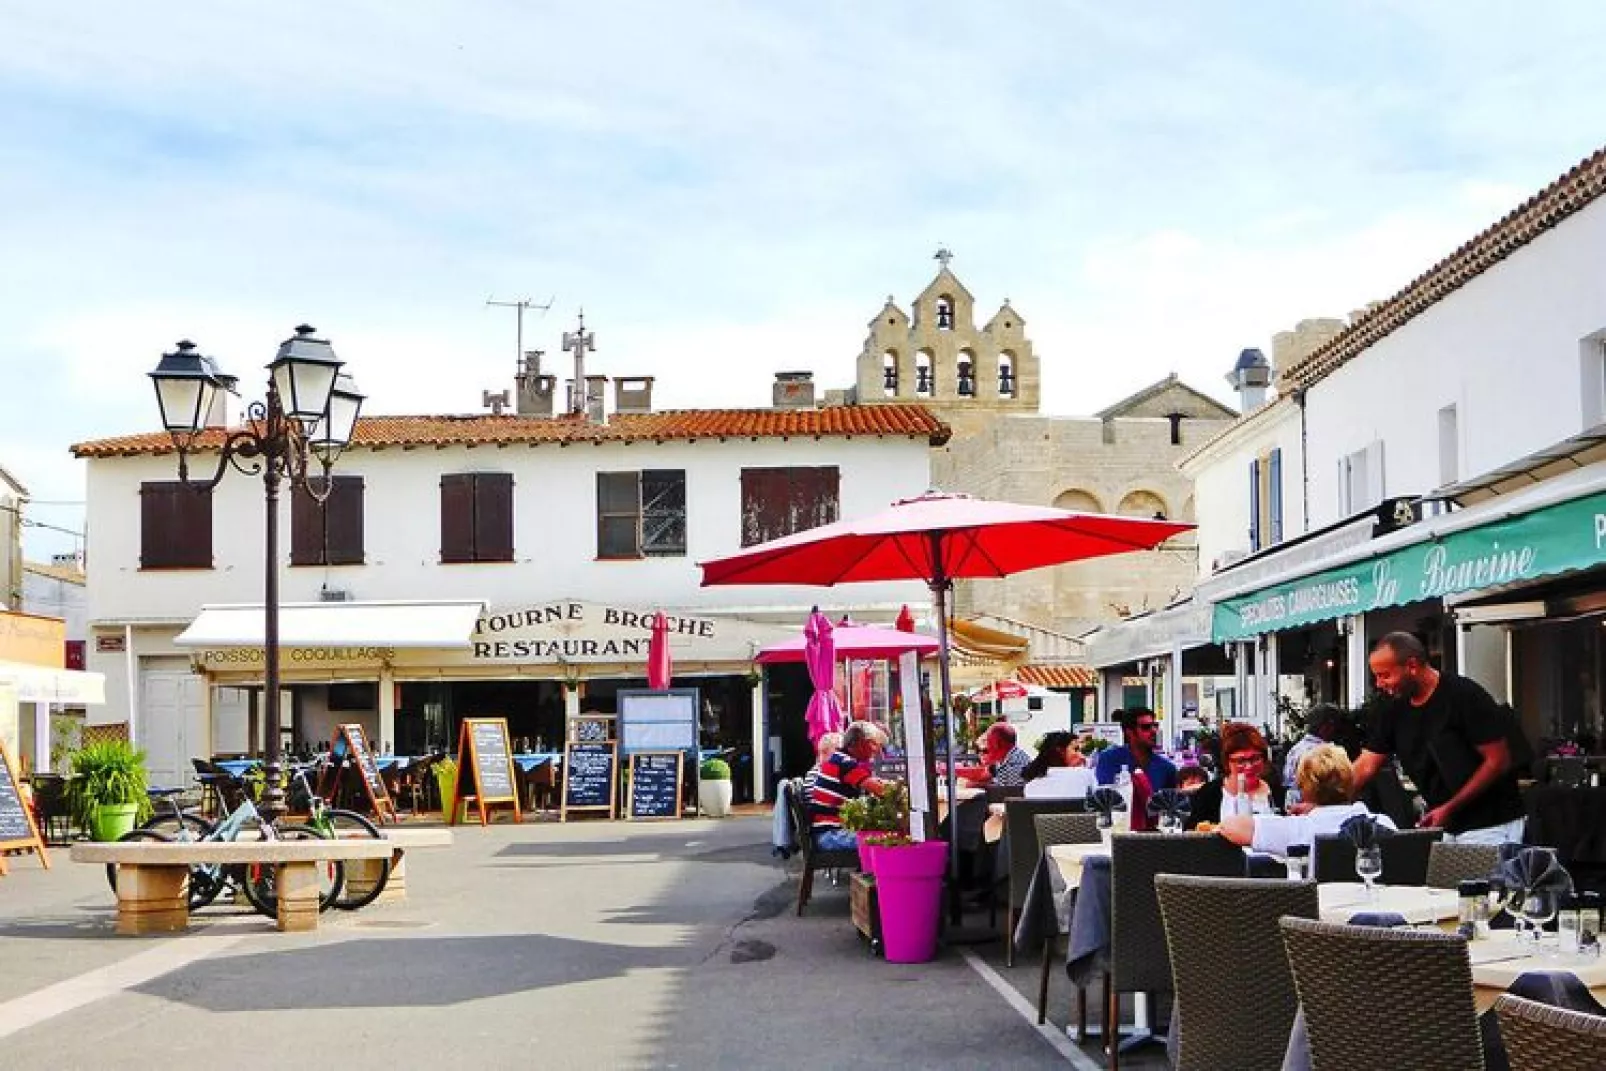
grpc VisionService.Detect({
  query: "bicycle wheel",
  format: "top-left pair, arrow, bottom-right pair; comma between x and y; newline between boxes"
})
142,811 -> 215,840
104,828 -> 172,897
239,824 -> 345,919
323,809 -> 391,911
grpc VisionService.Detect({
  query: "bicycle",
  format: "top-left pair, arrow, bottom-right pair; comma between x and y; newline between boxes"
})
286,760 -> 391,910
105,785 -> 345,918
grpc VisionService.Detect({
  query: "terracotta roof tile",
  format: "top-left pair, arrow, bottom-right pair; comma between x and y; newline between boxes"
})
72,405 -> 951,458
1285,145 -> 1606,390
1018,664 -> 1098,689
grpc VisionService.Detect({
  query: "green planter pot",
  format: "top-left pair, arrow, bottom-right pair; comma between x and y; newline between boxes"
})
91,803 -> 140,842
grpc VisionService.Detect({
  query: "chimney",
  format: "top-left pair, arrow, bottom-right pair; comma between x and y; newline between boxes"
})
516,350 -> 557,416
773,371 -> 815,409
1225,348 -> 1272,413
584,374 -> 608,422
613,376 -> 654,416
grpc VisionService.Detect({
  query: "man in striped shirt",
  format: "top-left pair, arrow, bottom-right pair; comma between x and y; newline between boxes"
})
807,721 -> 889,850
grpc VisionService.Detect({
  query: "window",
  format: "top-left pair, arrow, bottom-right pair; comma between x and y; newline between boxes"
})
140,481 -> 212,569
1437,404 -> 1459,486
596,470 -> 686,559
290,475 -> 365,566
1248,449 -> 1282,551
739,466 -> 840,547
1578,333 -> 1606,429
439,472 -> 514,563
1338,441 -> 1386,514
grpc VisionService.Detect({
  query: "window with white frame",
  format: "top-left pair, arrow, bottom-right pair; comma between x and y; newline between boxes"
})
1437,404 -> 1459,486
1338,441 -> 1386,515
1248,448 -> 1283,551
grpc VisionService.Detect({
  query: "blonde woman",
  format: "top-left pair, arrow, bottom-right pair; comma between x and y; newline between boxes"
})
1216,744 -> 1395,857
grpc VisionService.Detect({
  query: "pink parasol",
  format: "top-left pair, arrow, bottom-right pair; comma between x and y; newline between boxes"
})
802,609 -> 846,744
754,621 -> 938,664
646,611 -> 672,690
700,490 -> 1190,901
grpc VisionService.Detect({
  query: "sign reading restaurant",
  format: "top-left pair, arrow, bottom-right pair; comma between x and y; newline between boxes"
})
1213,490 -> 1606,641
472,601 -> 719,662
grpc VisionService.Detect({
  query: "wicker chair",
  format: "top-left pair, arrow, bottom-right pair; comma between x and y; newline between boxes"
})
785,778 -> 859,915
1001,797 -> 1087,965
1104,833 -> 1248,1070
1494,992 -> 1606,1071
1313,827 -> 1442,885
1031,812 -> 1102,1026
1425,841 -> 1502,890
1155,875 -> 1318,1071
1279,916 -> 1484,1071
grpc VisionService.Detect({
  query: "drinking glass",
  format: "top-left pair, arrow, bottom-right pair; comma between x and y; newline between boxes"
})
1355,847 -> 1383,903
1157,813 -> 1182,835
1523,890 -> 1560,956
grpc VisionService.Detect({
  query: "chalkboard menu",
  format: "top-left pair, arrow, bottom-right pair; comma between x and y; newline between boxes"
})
570,716 -> 614,743
450,717 -> 522,826
0,740 -> 49,873
627,752 -> 683,821
332,724 -> 397,824
561,741 -> 618,820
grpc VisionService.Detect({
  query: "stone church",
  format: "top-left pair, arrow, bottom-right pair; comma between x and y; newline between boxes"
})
833,254 -> 1237,638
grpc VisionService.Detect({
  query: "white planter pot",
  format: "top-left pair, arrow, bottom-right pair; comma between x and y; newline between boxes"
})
698,779 -> 733,818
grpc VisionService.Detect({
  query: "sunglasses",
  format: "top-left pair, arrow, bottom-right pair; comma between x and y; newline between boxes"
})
1134,722 -> 1158,733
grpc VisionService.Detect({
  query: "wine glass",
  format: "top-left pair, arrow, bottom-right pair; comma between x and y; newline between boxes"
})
1503,884 -> 1534,947
1355,847 -> 1383,903
1157,812 -> 1182,835
1523,890 -> 1560,956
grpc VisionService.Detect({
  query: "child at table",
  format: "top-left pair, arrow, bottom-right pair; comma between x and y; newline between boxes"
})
1214,745 -> 1394,857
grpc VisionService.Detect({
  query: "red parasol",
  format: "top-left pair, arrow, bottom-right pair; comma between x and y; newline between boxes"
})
646,611 -> 672,690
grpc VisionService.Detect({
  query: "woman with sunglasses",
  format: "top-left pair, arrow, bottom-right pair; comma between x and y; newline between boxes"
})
1185,721 -> 1285,828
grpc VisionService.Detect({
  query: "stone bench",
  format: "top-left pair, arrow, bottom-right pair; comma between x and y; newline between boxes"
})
344,827 -> 454,905
71,839 -> 396,935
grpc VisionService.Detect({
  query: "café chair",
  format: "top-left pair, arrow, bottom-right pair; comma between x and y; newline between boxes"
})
1547,756 -> 1589,788
1156,875 -> 1318,1071
191,757 -> 247,817
1426,841 -> 1502,890
1494,992 -> 1606,1071
28,774 -> 73,844
1312,827 -> 1442,885
985,784 -> 1025,804
785,778 -> 858,916
1001,797 -> 1088,964
1104,834 -> 1247,1070
1031,811 -> 1101,1028
1279,917 -> 1483,1071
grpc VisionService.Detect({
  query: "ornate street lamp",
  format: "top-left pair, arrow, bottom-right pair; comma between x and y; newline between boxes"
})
149,325 -> 365,820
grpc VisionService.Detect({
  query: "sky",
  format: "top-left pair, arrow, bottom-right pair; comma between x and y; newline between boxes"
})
3,1 -> 1605,561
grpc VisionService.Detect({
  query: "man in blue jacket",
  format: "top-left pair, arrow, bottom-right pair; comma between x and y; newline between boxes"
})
1095,706 -> 1178,792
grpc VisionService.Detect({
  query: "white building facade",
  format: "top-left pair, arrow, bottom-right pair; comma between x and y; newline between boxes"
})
75,399 -> 945,797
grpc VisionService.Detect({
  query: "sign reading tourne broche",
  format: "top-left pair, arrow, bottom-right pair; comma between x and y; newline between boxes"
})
1213,490 -> 1606,641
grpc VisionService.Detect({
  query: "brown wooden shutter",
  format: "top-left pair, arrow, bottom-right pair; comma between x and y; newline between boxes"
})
289,481 -> 323,566
440,474 -> 475,563
141,482 -> 212,568
794,466 -> 840,532
473,473 -> 514,562
325,476 -> 365,565
740,468 -> 782,547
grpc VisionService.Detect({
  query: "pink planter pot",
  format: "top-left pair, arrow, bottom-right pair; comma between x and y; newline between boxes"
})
872,840 -> 948,964
856,832 -> 879,875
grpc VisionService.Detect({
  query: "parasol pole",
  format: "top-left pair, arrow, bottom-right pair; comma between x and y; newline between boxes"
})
927,532 -> 963,924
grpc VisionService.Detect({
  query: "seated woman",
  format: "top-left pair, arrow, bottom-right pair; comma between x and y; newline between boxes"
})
1176,764 -> 1209,794
1021,731 -> 1096,799
1186,722 -> 1284,828
1215,743 -> 1395,856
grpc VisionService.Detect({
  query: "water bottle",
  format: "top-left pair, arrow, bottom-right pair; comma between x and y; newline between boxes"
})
1114,765 -> 1133,833
1285,843 -> 1310,882
1458,880 -> 1492,940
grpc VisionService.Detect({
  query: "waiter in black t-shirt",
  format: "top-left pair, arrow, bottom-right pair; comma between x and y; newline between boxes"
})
1352,631 -> 1526,844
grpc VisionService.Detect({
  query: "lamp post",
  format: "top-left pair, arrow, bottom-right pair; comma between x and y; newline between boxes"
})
148,325 -> 364,821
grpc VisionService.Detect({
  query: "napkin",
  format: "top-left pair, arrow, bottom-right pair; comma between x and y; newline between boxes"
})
1340,813 -> 1394,851
1086,785 -> 1127,820
1492,846 -> 1572,899
1146,789 -> 1192,822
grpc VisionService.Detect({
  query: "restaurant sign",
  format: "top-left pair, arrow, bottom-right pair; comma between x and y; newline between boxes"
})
1213,489 -> 1606,641
469,601 -> 722,663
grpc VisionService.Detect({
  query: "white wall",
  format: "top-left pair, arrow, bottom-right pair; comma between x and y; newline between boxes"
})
1184,400 -> 1305,578
84,434 -> 933,625
1305,197 -> 1606,528
23,572 -> 86,639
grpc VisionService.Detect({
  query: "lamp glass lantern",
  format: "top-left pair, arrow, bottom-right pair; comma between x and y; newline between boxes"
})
268,324 -> 343,426
307,371 -> 366,464
149,340 -> 237,446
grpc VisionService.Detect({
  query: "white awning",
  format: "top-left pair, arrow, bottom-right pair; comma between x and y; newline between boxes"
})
0,661 -> 106,705
174,600 -> 487,649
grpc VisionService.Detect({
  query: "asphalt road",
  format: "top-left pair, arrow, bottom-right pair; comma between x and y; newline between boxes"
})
0,817 -> 1073,1069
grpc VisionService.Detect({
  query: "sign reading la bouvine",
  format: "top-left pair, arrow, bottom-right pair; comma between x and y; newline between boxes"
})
1213,490 -> 1606,641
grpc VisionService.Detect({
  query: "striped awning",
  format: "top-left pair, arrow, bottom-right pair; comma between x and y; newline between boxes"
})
1017,664 -> 1099,690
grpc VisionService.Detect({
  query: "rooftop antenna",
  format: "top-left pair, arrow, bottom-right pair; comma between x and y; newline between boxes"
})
485,294 -> 554,371
562,309 -> 595,415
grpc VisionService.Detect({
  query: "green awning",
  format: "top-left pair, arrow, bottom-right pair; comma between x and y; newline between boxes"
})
1213,488 -> 1606,641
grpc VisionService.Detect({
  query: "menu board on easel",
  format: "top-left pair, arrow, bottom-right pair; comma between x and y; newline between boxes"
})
561,740 -> 618,821
449,717 -> 522,826
328,723 -> 397,824
627,752 -> 683,821
0,740 -> 49,875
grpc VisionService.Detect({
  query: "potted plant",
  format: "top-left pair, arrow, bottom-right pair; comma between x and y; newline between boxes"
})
839,782 -> 906,874
865,831 -> 948,963
698,757 -> 733,817
66,740 -> 152,841
432,757 -> 459,822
